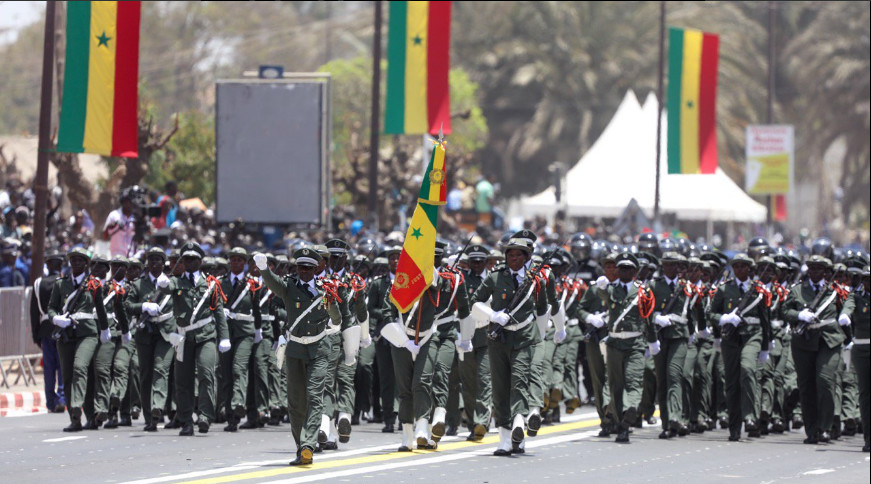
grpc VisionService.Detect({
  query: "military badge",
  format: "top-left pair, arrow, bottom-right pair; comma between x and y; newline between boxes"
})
395,272 -> 409,289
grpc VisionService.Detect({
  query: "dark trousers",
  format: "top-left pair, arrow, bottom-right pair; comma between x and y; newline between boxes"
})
42,337 -> 65,409
375,340 -> 396,425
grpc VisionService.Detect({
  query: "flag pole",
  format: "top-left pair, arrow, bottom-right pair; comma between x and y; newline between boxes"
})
653,1 -> 665,230
31,0 -> 57,284
368,1 -> 383,230
765,1 -> 775,232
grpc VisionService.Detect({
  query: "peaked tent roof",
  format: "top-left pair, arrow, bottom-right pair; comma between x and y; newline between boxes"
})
511,90 -> 766,223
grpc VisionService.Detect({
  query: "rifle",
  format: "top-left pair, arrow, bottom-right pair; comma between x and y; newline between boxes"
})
51,268 -> 93,343
583,261 -> 645,342
138,256 -> 183,335
654,278 -> 690,336
446,235 -> 475,274
723,264 -> 771,340
794,266 -> 844,338
488,245 -> 561,342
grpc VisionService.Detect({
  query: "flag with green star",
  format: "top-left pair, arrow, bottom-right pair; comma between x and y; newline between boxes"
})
390,139 -> 448,312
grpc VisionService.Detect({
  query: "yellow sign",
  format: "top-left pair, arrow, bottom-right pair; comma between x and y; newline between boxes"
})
745,125 -> 793,195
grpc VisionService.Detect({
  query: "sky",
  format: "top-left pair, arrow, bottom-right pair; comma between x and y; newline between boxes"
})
0,1 -> 44,45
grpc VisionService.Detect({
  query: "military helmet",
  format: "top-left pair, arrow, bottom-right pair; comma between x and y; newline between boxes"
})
810,237 -> 834,260
676,238 -> 693,258
659,238 -> 677,254
569,232 -> 593,260
747,237 -> 770,261
637,232 -> 659,256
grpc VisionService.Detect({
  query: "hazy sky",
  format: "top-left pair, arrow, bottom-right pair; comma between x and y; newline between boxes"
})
0,1 -> 44,45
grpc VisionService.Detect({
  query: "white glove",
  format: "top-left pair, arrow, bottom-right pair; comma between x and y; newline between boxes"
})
142,302 -> 160,316
218,339 -> 231,353
648,341 -> 661,356
654,314 -> 672,327
122,332 -> 132,344
798,309 -> 814,323
52,315 -> 71,329
491,311 -> 511,327
758,350 -> 769,363
838,314 -> 851,327
697,328 -> 711,339
844,342 -> 853,351
405,340 -> 420,358
156,273 -> 170,289
223,308 -> 231,319
595,276 -> 609,291
361,335 -> 372,349
586,313 -> 605,328
769,340 -> 776,351
457,340 -> 473,353
254,328 -> 263,343
554,329 -> 567,344
719,312 -> 740,326
253,253 -> 268,271
100,329 -> 112,344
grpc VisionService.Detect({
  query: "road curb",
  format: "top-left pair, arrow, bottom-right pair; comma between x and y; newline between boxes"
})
0,391 -> 45,416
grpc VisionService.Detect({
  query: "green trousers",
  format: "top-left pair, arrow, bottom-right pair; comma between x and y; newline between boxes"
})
782,340 -> 801,421
122,344 -> 140,418
489,340 -> 534,429
111,340 -> 135,411
712,347 -> 728,420
840,361 -> 860,422
585,339 -> 611,429
321,334 -> 342,420
219,335 -> 255,415
374,340 -> 396,425
392,339 -> 437,424
639,353 -> 657,419
459,345 -> 491,431
136,336 -> 174,424
759,348 -> 788,422
245,338 -> 271,421
93,338 -> 122,414
606,340 -> 645,430
549,339 -> 567,401
285,343 -> 330,450
430,332 -> 456,410
792,343 -> 840,438
721,330 -> 762,434
445,354 -> 462,428
692,339 -> 714,424
58,336 -> 99,421
655,338 -> 688,429
354,343 -> 376,417
681,340 -> 697,424
559,334 -> 582,403
335,354 -> 357,416
176,339 -> 218,425
267,340 -> 287,412
529,340 -> 550,410
851,344 -> 870,446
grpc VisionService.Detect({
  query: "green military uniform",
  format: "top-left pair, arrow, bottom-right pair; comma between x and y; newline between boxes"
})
49,248 -> 109,431
96,263 -> 134,429
121,260 -> 142,426
163,242 -> 229,435
758,270 -> 790,433
368,250 -> 401,431
259,248 -> 345,465
578,273 -> 613,435
840,267 -> 870,451
263,270 -> 289,424
126,248 -> 176,431
554,273 -> 586,414
783,255 -> 846,443
708,253 -> 771,441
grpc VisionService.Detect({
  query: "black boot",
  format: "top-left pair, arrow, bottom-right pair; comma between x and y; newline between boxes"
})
179,422 -> 194,436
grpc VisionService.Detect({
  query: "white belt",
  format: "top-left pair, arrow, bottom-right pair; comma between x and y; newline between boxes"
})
151,312 -> 173,323
288,329 -> 328,345
435,316 -> 457,328
178,316 -> 214,334
504,315 -> 534,332
668,314 -> 687,324
405,326 -> 435,346
744,317 -> 761,325
854,338 -> 870,345
609,331 -> 642,339
325,323 -> 342,336
771,319 -> 784,329
567,318 -> 580,327
227,312 -> 255,322
808,318 -> 836,330
261,315 -> 275,321
106,312 -> 115,320
70,312 -> 95,321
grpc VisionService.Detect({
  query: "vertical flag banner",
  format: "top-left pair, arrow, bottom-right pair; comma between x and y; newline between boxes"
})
389,139 -> 448,312
384,1 -> 451,136
58,1 -> 141,158
667,27 -> 719,174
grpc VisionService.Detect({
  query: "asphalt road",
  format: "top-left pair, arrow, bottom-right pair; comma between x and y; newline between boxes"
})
2,407 -> 868,484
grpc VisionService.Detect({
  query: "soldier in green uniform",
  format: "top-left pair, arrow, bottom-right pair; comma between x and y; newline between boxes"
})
457,244 -> 493,441
369,247 -> 402,433
783,255 -> 846,444
255,248 -> 345,465
579,253 -> 617,437
158,242 -> 230,436
757,256 -> 788,433
552,251 -> 586,417
120,257 -> 143,426
686,257 -> 714,433
708,253 -> 771,441
352,254 -> 377,425
840,265 -> 870,452
49,247 -> 110,432
470,236 -> 548,455
594,252 -> 658,443
636,254 -> 660,428
218,247 -> 263,431
650,252 -> 695,438
261,253 -> 289,426
244,252 -> 275,430
100,257 -> 135,429
126,247 -> 176,432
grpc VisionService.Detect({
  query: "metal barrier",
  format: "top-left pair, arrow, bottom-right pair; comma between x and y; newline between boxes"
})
0,287 -> 40,388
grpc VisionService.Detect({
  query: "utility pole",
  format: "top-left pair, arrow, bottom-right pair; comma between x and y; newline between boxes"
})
368,1 -> 383,229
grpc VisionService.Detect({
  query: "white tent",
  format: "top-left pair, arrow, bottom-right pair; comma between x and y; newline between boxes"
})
510,90 -> 766,223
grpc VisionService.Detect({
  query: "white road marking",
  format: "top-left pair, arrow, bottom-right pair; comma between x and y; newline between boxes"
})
43,436 -> 88,443
803,469 -> 835,475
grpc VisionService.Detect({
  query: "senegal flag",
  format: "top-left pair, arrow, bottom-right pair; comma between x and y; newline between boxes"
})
389,139 -> 448,312
58,1 -> 141,158
384,1 -> 451,136
667,27 -> 719,174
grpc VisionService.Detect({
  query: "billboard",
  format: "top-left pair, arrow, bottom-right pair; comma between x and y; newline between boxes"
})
745,125 -> 793,195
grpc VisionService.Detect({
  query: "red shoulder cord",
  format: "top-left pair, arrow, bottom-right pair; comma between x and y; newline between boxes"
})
680,279 -> 694,297
207,275 -> 228,310
637,284 -> 655,319
348,273 -> 367,293
87,277 -> 102,296
832,283 -> 850,303
753,282 -> 772,307
246,277 -> 262,293
319,278 -> 344,304
774,283 -> 789,301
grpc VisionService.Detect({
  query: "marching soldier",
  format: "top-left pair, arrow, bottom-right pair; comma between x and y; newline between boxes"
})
708,253 -> 771,441
260,253 -> 289,426
594,252 -> 657,443
158,241 -> 230,436
757,256 -> 788,434
30,252 -> 67,413
125,247 -> 176,432
121,257 -> 143,426
100,257 -> 135,429
49,247 -> 110,432
839,265 -> 870,452
368,247 -> 402,433
553,250 -> 586,416
255,247 -> 346,465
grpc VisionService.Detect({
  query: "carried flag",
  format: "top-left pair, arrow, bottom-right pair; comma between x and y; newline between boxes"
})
667,27 -> 719,174
384,1 -> 451,136
57,1 -> 141,158
389,136 -> 448,312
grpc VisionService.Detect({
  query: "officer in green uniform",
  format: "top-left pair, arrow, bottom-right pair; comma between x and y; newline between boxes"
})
368,247 -> 402,433
471,236 -> 548,455
708,253 -> 771,441
691,255 -> 720,432
121,257 -> 143,426
579,253 -> 617,437
352,254 -> 377,425
837,258 -> 864,437
650,252 -> 694,438
595,252 -> 658,443
457,244 -> 493,441
840,265 -> 870,452
757,256 -> 788,433
783,255 -> 845,444
553,250 -> 585,416
49,247 -> 110,432
637,254 -> 660,428
244,252 -> 275,430
261,253 -> 289,426
218,247 -> 263,431
255,248 -> 345,465
101,257 -> 135,429
158,242 -> 230,436
126,247 -> 176,432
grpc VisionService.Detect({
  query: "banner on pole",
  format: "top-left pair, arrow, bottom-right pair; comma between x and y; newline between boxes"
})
745,125 -> 793,195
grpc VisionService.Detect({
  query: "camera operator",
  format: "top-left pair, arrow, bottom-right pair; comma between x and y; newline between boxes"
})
102,189 -> 138,257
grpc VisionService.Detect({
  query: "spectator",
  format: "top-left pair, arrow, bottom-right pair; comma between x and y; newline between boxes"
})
1,206 -> 17,238
446,183 -> 463,212
101,191 -> 136,257
474,175 -> 494,226
0,243 -> 25,287
152,180 -> 180,229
